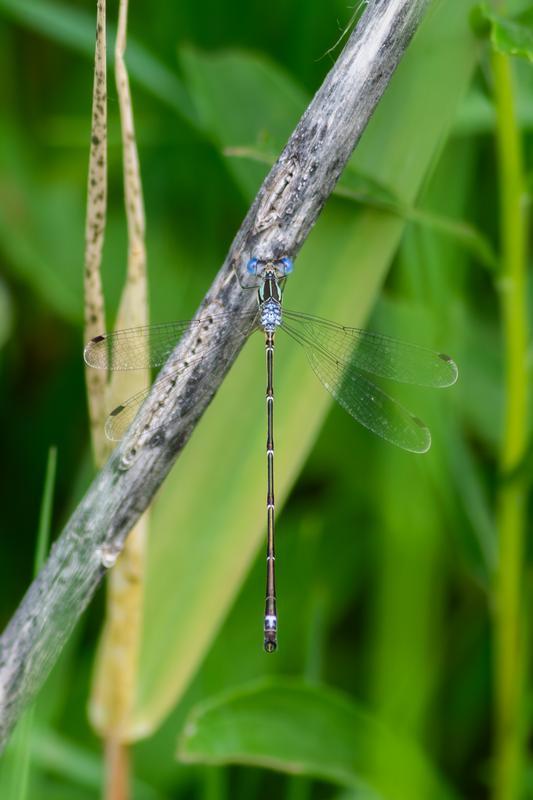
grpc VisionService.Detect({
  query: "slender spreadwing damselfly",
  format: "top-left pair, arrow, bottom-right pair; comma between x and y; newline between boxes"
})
84,256 -> 458,652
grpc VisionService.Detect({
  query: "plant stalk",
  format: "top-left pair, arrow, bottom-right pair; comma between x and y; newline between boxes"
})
87,0 -> 149,796
491,48 -> 529,800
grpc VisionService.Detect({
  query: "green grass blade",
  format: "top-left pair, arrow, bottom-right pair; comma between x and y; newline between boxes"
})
34,447 -> 57,575
1,713 -> 35,800
29,727 -> 165,800
0,447 -> 57,800
178,678 -> 458,800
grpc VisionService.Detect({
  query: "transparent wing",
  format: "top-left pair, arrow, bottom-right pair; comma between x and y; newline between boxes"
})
84,311 -> 256,370
309,346 -> 431,453
105,369 -> 187,441
282,320 -> 432,453
282,309 -> 458,387
100,311 -> 257,440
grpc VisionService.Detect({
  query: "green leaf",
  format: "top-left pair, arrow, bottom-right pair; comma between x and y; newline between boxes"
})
127,0 -> 479,739
179,45 -> 307,196
472,4 -> 533,62
178,679 -> 457,800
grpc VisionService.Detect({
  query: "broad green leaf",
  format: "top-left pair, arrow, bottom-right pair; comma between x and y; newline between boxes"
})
178,679 -> 457,800
127,0 -> 479,739
179,45 -> 306,197
472,4 -> 533,62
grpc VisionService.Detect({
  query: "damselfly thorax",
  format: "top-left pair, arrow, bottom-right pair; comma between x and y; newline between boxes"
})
251,258 -> 290,333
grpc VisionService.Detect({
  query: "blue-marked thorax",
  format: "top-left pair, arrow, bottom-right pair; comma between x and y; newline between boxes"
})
258,271 -> 283,331
260,298 -> 282,331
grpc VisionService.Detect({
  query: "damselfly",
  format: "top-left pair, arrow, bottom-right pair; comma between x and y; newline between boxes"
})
84,256 -> 458,652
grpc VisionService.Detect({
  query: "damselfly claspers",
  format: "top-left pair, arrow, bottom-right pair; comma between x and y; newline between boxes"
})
84,256 -> 458,652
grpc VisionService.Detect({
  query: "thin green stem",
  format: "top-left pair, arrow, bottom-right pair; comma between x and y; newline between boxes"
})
34,446 -> 57,576
491,48 -> 529,800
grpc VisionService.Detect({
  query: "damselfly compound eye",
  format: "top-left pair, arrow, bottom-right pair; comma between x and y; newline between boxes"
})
247,257 -> 259,275
280,256 -> 293,274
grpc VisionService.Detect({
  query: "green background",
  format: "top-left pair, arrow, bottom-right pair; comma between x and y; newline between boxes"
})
0,1 -> 532,798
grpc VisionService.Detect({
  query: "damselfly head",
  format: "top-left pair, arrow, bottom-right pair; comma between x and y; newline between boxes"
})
246,256 -> 293,279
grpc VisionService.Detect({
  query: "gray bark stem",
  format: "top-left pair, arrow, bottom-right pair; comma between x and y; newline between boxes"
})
0,0 -> 430,749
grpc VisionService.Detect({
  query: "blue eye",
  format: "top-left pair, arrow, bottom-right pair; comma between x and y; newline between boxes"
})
280,257 -> 293,274
247,257 -> 258,275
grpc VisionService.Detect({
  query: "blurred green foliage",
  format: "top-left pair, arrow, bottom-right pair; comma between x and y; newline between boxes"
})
0,1 -> 532,799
